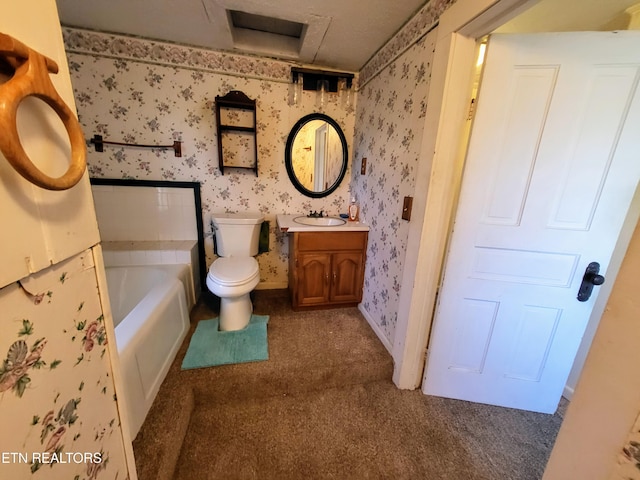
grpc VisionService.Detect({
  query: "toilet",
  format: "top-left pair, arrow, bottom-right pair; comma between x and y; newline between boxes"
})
206,212 -> 264,331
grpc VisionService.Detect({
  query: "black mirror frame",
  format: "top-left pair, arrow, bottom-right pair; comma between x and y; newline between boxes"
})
285,113 -> 348,198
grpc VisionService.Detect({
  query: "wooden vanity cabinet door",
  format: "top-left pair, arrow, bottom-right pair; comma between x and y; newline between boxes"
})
297,252 -> 331,306
330,252 -> 364,303
289,231 -> 367,309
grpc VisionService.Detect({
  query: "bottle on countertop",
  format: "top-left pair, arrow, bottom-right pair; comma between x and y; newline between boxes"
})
348,197 -> 359,222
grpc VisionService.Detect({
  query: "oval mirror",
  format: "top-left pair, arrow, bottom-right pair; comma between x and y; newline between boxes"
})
285,113 -> 348,198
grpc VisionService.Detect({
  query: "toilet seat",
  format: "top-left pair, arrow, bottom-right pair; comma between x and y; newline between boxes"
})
208,257 -> 259,286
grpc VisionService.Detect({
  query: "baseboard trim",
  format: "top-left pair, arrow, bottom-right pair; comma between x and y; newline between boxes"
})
256,281 -> 288,290
358,304 -> 393,355
562,385 -> 574,401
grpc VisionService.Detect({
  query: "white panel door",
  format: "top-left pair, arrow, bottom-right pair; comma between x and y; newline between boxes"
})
422,32 -> 640,413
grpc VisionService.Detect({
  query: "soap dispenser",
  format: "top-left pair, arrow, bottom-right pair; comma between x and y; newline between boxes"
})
348,197 -> 359,222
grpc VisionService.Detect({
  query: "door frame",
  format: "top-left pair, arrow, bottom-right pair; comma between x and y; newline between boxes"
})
391,0 -> 542,388
313,123 -> 328,191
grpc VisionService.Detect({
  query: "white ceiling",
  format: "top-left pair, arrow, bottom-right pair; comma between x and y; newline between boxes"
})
55,0 -> 639,73
55,0 -> 428,72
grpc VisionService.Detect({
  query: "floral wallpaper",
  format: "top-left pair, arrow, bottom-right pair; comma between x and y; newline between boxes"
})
63,29 -> 356,288
0,250 -> 128,479
350,29 -> 438,344
63,28 -> 291,83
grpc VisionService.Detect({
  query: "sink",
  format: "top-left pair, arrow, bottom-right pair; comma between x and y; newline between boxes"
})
293,216 -> 347,227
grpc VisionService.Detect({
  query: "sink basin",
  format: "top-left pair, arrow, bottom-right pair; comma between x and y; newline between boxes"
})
293,216 -> 347,227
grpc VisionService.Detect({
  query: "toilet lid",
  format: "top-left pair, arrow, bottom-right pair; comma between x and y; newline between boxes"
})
208,257 -> 259,286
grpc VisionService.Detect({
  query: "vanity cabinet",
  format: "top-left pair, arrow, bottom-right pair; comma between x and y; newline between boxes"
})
288,231 -> 367,309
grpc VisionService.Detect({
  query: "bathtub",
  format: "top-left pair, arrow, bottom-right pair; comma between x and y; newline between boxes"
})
106,265 -> 191,438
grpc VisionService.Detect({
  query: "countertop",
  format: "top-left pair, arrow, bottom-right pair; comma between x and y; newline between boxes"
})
276,214 -> 370,232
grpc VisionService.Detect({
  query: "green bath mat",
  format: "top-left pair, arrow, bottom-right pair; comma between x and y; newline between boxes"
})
181,315 -> 269,370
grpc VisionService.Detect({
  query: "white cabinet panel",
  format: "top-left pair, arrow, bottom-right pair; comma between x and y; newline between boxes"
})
0,0 -> 100,288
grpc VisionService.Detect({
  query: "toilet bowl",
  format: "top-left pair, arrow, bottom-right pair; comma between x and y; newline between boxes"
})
206,257 -> 260,331
206,212 -> 264,331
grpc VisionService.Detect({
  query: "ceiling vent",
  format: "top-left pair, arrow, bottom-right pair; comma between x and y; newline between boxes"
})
229,10 -> 304,39
227,9 -> 307,59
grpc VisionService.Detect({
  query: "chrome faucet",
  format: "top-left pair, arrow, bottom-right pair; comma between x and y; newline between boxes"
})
308,210 -> 325,218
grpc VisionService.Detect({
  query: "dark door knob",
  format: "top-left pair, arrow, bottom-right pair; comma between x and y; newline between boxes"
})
577,262 -> 605,302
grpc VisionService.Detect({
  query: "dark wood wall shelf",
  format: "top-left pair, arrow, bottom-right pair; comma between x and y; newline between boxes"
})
214,90 -> 258,176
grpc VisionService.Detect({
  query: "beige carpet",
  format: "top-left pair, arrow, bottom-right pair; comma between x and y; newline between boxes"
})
133,289 -> 562,480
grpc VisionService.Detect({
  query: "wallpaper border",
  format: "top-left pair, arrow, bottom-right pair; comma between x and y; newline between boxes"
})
62,27 -> 294,83
359,0 -> 457,87
61,1 -> 454,91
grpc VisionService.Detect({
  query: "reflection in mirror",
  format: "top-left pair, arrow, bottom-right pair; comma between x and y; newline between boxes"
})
292,120 -> 343,191
285,114 -> 347,198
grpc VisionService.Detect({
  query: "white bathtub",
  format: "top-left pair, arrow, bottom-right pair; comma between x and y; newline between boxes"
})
106,265 -> 191,438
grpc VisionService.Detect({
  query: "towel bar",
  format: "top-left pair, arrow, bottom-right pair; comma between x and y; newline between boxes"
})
89,134 -> 182,157
0,32 -> 86,190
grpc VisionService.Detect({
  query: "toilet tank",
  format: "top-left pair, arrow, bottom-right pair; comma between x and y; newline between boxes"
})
212,212 -> 265,257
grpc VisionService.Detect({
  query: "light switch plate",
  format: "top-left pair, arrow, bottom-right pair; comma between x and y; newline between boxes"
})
402,196 -> 413,221
361,157 -> 367,175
